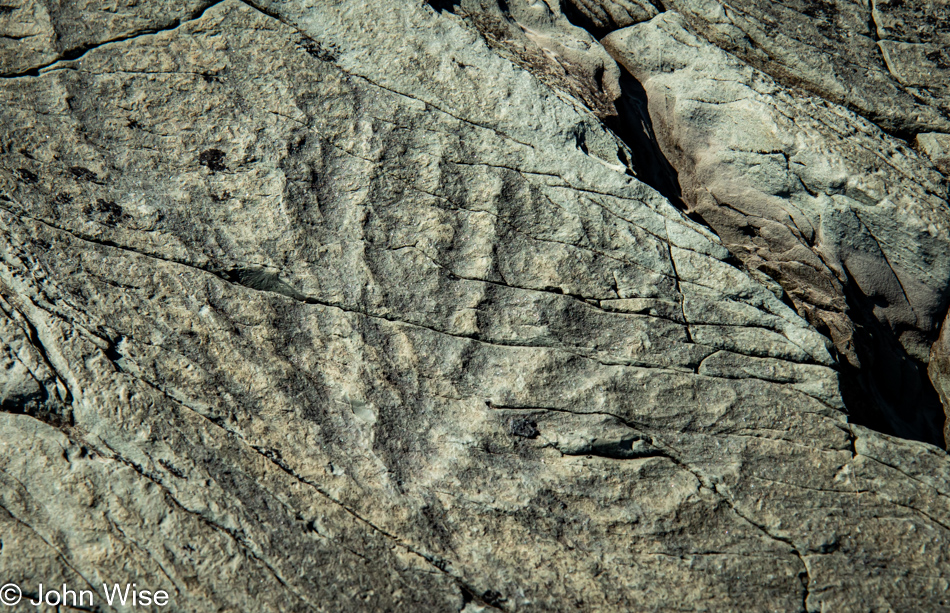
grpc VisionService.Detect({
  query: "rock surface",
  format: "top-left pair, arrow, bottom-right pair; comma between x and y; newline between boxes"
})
920,132 -> 950,175
660,0 -> 950,135
561,0 -> 659,33
931,316 -> 950,448
0,0 -> 219,77
0,0 -> 948,611
603,11 -> 950,446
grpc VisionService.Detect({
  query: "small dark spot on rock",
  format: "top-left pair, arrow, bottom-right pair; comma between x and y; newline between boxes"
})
53,192 -> 73,205
255,446 -> 283,462
85,198 -> 126,226
69,166 -> 100,183
104,337 -> 123,364
158,459 -> 187,479
96,198 -> 122,214
198,149 -> 227,172
127,119 -> 140,129
926,49 -> 950,70
817,538 -> 841,554
209,190 -> 231,202
15,168 -> 37,184
299,38 -> 338,62
309,169 -> 321,187
18,148 -> 34,160
482,590 -> 506,607
509,417 -> 540,439
426,0 -> 461,14
0,5 -> 15,15
287,136 -> 306,156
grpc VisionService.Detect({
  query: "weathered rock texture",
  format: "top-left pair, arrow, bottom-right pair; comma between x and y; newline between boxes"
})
0,0 -> 949,611
562,0 -> 658,32
604,11 -> 950,447
431,0 -> 625,119
0,0 -> 220,77
661,0 -> 950,135
932,317 -> 950,447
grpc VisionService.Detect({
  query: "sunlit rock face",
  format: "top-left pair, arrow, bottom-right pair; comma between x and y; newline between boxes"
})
1,1 -> 949,611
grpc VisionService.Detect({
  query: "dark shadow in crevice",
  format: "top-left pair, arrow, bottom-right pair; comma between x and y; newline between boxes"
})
837,272 -> 946,448
0,386 -> 72,429
559,1 -> 615,39
425,0 -> 462,14
603,64 -> 686,210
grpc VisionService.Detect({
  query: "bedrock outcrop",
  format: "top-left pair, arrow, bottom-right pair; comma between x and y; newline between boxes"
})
0,0 -> 949,611
603,10 -> 950,447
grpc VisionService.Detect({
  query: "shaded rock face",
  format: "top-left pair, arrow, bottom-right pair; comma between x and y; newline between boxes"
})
603,11 -> 950,447
931,318 -> 950,447
0,1 -> 949,612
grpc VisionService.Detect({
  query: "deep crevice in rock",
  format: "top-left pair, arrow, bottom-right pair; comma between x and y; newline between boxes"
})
426,0 -> 463,14
603,63 -> 686,209
545,8 -> 949,449
0,388 -> 71,429
836,273 -> 947,448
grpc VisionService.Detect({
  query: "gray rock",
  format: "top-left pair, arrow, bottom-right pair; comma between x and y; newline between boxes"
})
429,0 -> 625,118
562,0 -> 659,31
660,0 -> 950,135
603,12 -> 950,445
919,132 -> 950,175
0,0 -> 949,611
0,0 -> 218,77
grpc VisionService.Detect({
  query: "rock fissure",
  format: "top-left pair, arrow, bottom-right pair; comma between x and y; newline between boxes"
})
0,1 -> 229,79
3,204 -> 835,383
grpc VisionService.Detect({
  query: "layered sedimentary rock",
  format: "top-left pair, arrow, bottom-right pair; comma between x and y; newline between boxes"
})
1,0 -> 949,611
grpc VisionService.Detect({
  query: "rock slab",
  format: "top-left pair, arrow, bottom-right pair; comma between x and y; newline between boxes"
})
0,0 -> 948,611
